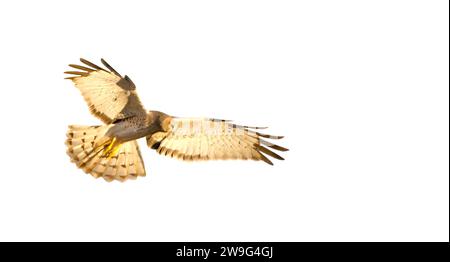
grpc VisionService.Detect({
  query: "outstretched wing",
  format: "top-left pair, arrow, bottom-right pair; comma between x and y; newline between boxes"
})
65,58 -> 146,124
147,118 -> 288,165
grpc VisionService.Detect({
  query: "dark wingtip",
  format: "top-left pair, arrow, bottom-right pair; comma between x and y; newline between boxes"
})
100,58 -> 121,77
80,58 -> 105,71
255,132 -> 284,139
255,144 -> 284,160
260,154 -> 274,165
209,118 -> 232,122
69,64 -> 94,72
64,71 -> 87,75
268,144 -> 289,152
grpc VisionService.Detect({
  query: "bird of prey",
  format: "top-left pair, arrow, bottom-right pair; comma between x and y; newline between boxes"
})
65,58 -> 288,182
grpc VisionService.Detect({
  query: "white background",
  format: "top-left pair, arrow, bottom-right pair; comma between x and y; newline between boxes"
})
0,1 -> 448,241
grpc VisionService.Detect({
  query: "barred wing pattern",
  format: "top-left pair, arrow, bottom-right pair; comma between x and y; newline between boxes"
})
147,118 -> 288,165
65,58 -> 146,124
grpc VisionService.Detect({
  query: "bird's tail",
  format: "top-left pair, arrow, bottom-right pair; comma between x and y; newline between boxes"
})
65,125 -> 146,182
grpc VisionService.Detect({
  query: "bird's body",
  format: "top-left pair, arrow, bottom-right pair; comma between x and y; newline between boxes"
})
105,111 -> 168,144
65,58 -> 288,182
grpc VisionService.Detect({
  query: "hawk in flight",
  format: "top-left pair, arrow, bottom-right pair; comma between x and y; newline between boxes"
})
65,58 -> 288,182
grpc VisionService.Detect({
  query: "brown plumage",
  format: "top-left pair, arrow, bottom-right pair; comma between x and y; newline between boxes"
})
65,58 -> 288,182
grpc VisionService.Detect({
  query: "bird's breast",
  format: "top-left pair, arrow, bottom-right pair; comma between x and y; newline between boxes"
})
105,117 -> 159,143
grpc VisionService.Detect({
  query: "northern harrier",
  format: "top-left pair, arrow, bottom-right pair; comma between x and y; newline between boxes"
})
65,58 -> 288,182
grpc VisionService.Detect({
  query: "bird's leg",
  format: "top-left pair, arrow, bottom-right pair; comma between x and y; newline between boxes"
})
102,137 -> 118,158
109,143 -> 122,158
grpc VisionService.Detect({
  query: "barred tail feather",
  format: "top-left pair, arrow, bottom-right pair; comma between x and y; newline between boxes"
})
65,125 -> 146,182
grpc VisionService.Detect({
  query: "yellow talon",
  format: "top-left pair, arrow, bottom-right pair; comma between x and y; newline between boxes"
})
107,145 -> 121,159
105,137 -> 116,152
103,137 -> 120,158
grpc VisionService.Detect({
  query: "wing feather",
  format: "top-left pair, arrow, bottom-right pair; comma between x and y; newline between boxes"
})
65,58 -> 146,124
147,118 -> 287,165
